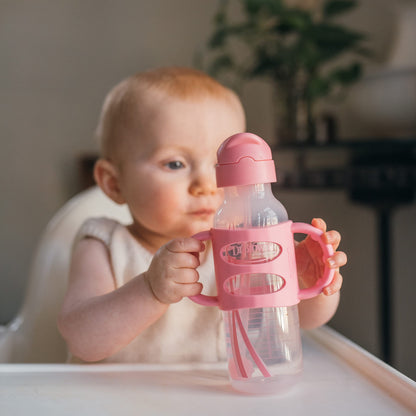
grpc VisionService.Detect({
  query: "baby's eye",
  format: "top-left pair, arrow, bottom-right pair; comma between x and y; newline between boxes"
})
165,160 -> 185,170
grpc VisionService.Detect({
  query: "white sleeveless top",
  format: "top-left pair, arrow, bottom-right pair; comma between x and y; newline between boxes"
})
70,217 -> 226,363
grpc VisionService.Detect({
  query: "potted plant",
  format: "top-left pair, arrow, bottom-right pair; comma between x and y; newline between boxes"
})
202,0 -> 370,145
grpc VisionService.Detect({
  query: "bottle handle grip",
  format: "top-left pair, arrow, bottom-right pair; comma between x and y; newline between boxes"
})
291,222 -> 335,300
189,230 -> 219,307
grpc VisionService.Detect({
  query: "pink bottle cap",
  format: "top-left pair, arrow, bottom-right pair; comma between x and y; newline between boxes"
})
216,133 -> 277,188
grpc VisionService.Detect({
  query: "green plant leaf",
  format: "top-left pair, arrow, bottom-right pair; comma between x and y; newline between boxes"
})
208,53 -> 235,76
306,23 -> 367,62
323,0 -> 357,18
243,0 -> 285,16
209,28 -> 227,48
243,0 -> 262,15
276,9 -> 312,33
306,76 -> 331,100
203,0 -> 370,110
213,9 -> 227,26
328,61 -> 362,84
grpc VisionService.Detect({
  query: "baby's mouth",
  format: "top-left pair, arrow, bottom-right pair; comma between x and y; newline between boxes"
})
189,209 -> 215,216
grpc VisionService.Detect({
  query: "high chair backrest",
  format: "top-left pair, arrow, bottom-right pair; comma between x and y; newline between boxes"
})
0,187 -> 131,362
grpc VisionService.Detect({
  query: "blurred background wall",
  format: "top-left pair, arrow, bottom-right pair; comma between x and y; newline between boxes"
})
1,0 -> 415,379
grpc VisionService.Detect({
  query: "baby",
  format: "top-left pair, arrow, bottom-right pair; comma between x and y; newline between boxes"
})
58,67 -> 346,363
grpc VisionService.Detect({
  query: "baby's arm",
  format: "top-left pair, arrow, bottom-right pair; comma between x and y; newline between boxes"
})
58,237 -> 204,362
296,218 -> 347,329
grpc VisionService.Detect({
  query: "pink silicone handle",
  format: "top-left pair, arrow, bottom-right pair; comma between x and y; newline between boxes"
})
189,230 -> 219,307
291,222 -> 335,300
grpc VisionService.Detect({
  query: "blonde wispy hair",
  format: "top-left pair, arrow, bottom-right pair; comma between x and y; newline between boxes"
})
95,67 -> 244,158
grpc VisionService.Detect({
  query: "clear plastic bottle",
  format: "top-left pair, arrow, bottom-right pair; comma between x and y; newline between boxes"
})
214,181 -> 303,394
190,133 -> 333,394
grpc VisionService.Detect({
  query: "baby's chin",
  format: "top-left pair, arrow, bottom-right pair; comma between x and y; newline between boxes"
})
183,220 -> 215,238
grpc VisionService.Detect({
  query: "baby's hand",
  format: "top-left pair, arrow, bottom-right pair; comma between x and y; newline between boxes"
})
295,218 -> 347,296
144,238 -> 205,304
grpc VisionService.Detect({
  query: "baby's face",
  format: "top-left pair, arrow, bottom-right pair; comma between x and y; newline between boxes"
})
115,94 -> 245,252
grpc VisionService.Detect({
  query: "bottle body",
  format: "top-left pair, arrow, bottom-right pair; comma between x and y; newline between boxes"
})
214,184 -> 303,394
223,306 -> 302,394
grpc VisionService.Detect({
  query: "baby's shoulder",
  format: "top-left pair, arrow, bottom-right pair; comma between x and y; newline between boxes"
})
75,217 -> 126,247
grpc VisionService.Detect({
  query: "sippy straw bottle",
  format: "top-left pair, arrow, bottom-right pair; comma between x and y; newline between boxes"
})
190,133 -> 334,394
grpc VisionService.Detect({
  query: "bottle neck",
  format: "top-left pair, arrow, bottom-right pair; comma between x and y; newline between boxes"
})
215,183 -> 284,229
223,183 -> 272,202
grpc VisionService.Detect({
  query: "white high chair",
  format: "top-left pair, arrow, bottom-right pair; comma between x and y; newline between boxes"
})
0,187 -> 131,362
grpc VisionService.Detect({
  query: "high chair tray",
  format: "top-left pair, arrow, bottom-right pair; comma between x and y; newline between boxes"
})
0,326 -> 415,415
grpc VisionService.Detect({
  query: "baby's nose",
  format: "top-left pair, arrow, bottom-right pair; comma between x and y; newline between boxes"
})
189,168 -> 217,196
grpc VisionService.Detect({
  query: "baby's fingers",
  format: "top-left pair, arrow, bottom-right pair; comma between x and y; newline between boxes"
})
323,272 -> 343,296
174,268 -> 200,284
168,251 -> 201,270
327,251 -> 347,269
311,218 -> 342,252
172,269 -> 203,300
323,251 -> 346,296
167,237 -> 205,255
179,282 -> 203,298
311,218 -> 327,233
324,230 -> 341,251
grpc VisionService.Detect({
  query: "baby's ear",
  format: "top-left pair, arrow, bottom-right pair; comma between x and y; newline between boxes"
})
93,158 -> 125,204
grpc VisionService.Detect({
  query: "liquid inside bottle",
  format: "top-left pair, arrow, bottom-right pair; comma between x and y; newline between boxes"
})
215,183 -> 303,394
